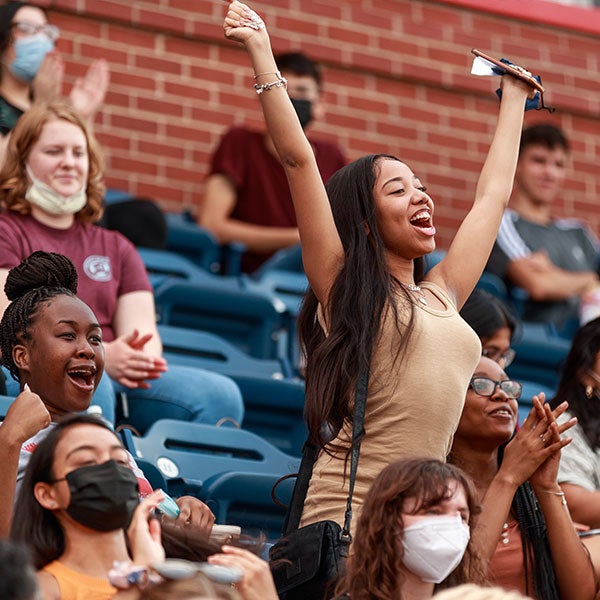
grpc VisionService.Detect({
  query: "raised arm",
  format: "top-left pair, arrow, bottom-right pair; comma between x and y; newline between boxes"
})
224,1 -> 342,304
427,77 -> 530,308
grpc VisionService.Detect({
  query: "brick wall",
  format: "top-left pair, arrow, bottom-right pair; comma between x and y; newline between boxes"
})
42,0 -> 600,249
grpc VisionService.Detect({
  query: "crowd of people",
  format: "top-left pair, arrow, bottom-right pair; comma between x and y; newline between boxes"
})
0,0 -> 598,598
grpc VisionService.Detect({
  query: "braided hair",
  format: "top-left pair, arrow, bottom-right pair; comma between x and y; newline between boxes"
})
0,251 -> 78,382
497,446 -> 559,600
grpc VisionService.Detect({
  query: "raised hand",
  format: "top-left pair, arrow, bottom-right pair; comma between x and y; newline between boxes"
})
32,51 -> 64,104
69,58 -> 109,122
223,0 -> 267,45
127,490 -> 166,566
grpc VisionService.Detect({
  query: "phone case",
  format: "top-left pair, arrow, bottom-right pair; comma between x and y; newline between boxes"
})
471,48 -> 545,93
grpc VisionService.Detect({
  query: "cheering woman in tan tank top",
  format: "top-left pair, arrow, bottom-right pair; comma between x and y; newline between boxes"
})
224,0 -> 536,533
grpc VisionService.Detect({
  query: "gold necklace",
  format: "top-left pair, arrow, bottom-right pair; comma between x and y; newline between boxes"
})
407,283 -> 427,306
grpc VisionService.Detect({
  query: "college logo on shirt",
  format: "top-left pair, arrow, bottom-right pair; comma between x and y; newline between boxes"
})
83,255 -> 112,282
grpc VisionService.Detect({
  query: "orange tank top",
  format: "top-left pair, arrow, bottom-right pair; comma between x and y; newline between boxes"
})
42,560 -> 117,600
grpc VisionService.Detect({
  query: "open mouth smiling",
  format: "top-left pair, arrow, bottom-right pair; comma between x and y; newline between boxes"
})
488,404 -> 515,419
66,365 -> 97,389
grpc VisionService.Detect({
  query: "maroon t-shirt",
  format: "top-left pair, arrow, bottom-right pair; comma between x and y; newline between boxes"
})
0,212 -> 152,342
209,127 -> 346,272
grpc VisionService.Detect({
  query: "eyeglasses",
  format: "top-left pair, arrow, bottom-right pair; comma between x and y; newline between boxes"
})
482,347 -> 516,368
12,22 -> 60,42
469,376 -> 522,400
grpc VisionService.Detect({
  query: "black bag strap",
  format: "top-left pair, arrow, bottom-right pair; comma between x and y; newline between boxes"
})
281,439 -> 319,535
282,370 -> 369,538
340,370 -> 369,545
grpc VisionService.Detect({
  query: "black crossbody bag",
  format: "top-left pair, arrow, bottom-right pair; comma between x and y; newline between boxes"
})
269,371 -> 369,600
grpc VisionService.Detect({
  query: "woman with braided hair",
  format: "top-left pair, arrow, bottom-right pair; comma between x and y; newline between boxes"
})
0,99 -> 243,430
449,356 -> 596,599
0,251 -> 215,538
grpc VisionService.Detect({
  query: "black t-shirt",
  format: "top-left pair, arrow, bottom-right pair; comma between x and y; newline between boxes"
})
0,95 -> 24,136
487,209 -> 599,325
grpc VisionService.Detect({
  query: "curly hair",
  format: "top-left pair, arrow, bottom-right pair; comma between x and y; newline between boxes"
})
335,459 -> 486,600
0,251 -> 78,381
0,100 -> 105,222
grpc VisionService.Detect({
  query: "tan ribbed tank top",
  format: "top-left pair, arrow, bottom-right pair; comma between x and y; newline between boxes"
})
300,281 -> 481,534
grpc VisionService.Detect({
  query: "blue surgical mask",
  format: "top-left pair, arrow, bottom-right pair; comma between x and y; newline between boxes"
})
9,33 -> 54,83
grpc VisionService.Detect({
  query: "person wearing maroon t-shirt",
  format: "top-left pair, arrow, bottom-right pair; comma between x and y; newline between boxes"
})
199,51 -> 346,273
0,100 -> 244,429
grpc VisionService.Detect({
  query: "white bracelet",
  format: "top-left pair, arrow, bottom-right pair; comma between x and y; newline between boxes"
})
540,489 -> 568,506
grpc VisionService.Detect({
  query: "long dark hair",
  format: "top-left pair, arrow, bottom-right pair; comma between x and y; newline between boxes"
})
10,413 -> 119,569
298,155 -> 423,448
550,317 -> 600,450
335,459 -> 486,600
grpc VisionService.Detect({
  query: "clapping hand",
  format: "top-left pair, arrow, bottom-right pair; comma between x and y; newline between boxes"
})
103,329 -> 167,389
499,393 -> 575,488
32,51 -> 64,104
69,59 -> 109,122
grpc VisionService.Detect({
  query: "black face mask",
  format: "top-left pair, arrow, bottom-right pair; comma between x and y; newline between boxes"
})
60,459 -> 139,532
290,97 -> 313,129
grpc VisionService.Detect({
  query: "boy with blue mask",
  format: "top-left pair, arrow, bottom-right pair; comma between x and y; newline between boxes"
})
199,50 -> 346,273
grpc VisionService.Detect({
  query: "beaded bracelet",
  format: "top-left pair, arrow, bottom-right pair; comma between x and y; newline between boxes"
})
254,71 -> 288,95
540,489 -> 568,506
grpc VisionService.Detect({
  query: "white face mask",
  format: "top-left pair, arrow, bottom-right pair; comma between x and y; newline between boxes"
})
25,165 -> 87,216
402,514 -> 470,583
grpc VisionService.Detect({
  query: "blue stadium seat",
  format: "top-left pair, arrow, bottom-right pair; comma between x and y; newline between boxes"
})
244,270 -> 308,317
517,379 -> 556,425
158,325 -> 305,455
507,322 -> 571,390
120,420 -> 299,500
158,324 -> 289,379
165,213 -> 246,276
154,280 -> 291,362
200,471 -> 295,540
242,270 -> 308,373
251,243 -> 303,278
476,272 -> 509,301
0,394 -> 14,419
137,247 -> 212,289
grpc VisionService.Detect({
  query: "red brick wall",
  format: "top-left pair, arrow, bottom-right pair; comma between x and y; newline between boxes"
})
41,0 -> 600,249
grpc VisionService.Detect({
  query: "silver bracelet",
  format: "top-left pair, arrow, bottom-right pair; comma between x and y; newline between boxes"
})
254,71 -> 280,79
254,71 -> 287,95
